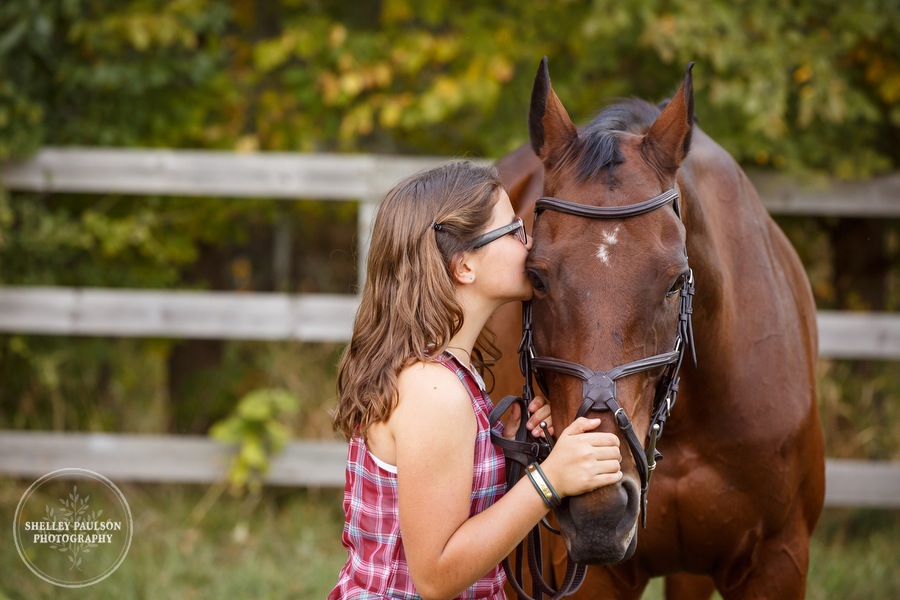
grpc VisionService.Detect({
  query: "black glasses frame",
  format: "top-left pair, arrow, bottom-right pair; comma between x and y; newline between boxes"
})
471,217 -> 527,249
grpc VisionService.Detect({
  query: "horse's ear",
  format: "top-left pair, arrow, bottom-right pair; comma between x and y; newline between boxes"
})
529,56 -> 578,168
642,62 -> 695,174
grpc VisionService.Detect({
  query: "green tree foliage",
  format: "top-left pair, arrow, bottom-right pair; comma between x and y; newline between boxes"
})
0,0 -> 897,447
1,0 -> 897,169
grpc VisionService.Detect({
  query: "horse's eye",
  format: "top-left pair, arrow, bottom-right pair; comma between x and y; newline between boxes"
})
527,269 -> 548,295
666,273 -> 687,298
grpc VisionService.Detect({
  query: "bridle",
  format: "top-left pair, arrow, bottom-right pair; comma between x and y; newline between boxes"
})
490,187 -> 696,600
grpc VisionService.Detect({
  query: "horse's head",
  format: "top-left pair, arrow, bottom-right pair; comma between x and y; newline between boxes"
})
526,58 -> 695,564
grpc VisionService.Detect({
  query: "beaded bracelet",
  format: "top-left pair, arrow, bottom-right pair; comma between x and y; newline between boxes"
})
526,463 -> 562,509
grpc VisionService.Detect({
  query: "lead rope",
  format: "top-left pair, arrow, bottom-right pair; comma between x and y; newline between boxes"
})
489,301 -> 588,600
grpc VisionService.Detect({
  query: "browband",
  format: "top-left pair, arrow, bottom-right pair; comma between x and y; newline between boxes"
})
536,188 -> 680,220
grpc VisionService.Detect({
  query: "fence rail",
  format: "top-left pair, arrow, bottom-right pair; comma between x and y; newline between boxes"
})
0,431 -> 897,508
0,288 -> 896,359
4,147 -> 900,215
0,147 -> 453,200
0,287 -> 359,342
1,148 -> 898,506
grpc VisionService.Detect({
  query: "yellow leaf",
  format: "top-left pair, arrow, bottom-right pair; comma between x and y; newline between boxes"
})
879,74 -> 900,103
318,72 -> 340,104
380,100 -> 403,128
382,0 -> 412,24
329,24 -> 347,48
793,64 -> 812,85
339,73 -> 365,97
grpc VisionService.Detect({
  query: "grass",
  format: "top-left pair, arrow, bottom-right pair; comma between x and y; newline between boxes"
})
2,478 -> 898,599
806,509 -> 900,599
0,481 -> 346,600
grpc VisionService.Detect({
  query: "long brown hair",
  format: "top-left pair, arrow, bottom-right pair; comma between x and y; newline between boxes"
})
333,161 -> 503,440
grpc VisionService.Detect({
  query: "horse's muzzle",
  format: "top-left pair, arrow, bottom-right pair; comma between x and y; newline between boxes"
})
557,476 -> 640,564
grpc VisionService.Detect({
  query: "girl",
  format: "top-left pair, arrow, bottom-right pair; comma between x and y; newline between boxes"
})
330,161 -> 622,600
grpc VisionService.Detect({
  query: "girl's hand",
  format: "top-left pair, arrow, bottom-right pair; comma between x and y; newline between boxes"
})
524,396 -> 553,439
500,396 -> 553,440
538,417 -> 623,498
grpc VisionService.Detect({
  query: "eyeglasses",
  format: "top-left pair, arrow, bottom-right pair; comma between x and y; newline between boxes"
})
471,217 -> 528,249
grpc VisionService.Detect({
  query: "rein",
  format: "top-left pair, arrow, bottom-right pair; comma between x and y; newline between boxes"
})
489,187 -> 696,600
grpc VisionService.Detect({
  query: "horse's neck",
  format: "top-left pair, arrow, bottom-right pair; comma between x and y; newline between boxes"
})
499,143 -> 544,227
678,130 -> 780,358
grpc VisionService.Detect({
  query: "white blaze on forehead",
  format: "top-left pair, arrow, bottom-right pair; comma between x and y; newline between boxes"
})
596,225 -> 621,266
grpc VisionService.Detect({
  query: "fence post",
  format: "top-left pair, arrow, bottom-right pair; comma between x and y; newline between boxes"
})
357,195 -> 379,295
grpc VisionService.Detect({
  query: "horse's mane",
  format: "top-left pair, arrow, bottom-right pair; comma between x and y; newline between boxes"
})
573,98 -> 662,182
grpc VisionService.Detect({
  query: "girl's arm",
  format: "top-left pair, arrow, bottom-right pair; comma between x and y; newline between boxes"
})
391,362 -> 621,600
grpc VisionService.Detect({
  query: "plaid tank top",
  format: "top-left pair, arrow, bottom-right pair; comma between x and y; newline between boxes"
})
329,352 -> 508,599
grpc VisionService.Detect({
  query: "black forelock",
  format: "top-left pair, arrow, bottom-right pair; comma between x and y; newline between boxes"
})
573,98 -> 662,182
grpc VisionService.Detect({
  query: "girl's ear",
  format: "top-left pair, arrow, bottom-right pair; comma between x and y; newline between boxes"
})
450,253 -> 477,285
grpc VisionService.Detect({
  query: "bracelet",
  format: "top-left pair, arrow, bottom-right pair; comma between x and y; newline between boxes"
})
525,464 -> 553,509
533,462 -> 562,507
526,463 -> 561,509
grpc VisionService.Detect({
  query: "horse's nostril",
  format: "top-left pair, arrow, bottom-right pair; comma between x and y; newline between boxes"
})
557,483 -> 640,564
616,478 -> 640,539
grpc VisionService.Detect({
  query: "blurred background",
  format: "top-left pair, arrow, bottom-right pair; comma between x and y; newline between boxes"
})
0,0 -> 898,598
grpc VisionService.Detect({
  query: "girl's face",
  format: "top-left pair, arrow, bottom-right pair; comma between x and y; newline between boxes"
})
471,189 -> 534,304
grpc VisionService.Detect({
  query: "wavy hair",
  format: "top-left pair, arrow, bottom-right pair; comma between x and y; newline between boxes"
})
333,161 -> 503,440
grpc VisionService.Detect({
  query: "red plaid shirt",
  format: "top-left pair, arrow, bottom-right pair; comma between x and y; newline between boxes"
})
329,352 -> 507,599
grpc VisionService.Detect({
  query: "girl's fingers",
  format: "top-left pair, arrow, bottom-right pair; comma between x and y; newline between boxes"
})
501,403 -> 522,440
526,403 -> 553,437
594,471 -> 624,488
592,445 -> 623,461
528,396 -> 548,413
596,458 -> 623,475
564,417 -> 602,435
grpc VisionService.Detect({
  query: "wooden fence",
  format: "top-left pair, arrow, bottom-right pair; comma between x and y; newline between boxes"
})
0,430 -> 896,508
1,148 -> 898,506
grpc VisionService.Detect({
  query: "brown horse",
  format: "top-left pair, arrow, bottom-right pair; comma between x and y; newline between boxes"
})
488,58 -> 825,599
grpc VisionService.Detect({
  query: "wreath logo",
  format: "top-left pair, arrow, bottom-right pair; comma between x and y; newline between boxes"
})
13,469 -> 133,588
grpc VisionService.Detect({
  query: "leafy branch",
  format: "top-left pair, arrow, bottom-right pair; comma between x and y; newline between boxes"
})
210,388 -> 299,496
43,485 -> 101,571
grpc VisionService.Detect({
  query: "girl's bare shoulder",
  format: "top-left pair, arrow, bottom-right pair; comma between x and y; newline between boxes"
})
395,359 -> 472,418
392,359 -> 477,464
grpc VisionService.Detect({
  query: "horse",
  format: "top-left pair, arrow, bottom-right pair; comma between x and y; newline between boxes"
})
487,58 -> 826,599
